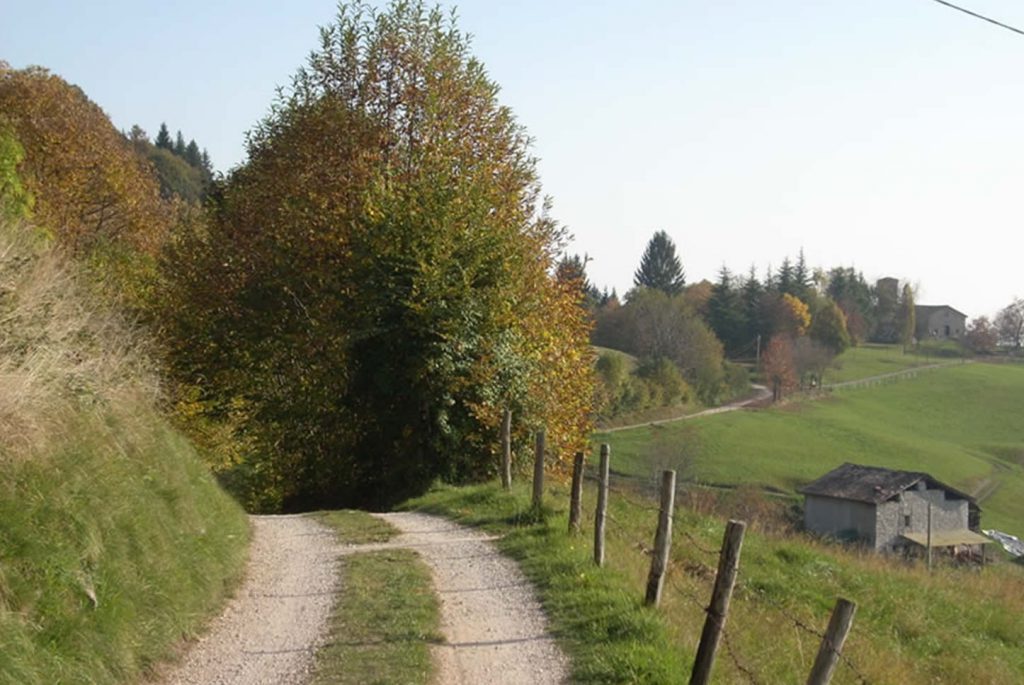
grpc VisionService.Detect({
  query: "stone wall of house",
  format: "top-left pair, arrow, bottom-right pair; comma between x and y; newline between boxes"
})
875,487 -> 969,550
804,495 -> 876,544
920,308 -> 966,341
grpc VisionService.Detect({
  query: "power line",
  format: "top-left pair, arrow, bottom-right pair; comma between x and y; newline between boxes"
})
928,0 -> 1024,37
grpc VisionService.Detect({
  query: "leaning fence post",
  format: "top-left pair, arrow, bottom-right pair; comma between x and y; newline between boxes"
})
500,408 -> 512,490
644,469 -> 676,607
594,443 -> 610,566
569,451 -> 585,535
689,519 -> 747,685
531,428 -> 545,513
806,598 -> 857,685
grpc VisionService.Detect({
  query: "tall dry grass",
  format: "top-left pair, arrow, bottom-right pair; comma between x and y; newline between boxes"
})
0,221 -> 158,458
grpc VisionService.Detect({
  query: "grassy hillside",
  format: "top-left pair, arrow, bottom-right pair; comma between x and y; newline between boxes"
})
0,226 -> 249,684
408,481 -> 1024,684
597,363 -> 1024,532
825,344 -> 941,384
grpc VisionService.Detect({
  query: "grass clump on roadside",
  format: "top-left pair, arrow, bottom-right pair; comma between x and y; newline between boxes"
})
312,548 -> 440,685
0,224 -> 250,685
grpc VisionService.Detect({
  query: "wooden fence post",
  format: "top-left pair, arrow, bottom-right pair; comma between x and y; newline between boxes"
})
569,451 -> 585,535
644,469 -> 676,607
500,408 -> 512,490
689,519 -> 747,685
594,443 -> 610,566
806,598 -> 857,685
531,428 -> 545,513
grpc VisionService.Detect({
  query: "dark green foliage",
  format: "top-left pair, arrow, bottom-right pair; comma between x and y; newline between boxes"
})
557,253 -> 601,310
825,267 -> 875,343
147,146 -> 205,202
633,230 -> 685,295
706,266 -> 748,356
162,1 -> 593,511
173,130 -> 186,157
184,140 -> 201,168
154,122 -> 172,149
592,288 -> 738,405
809,299 -> 852,354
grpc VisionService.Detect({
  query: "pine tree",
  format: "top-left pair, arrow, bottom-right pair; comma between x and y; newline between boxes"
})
740,265 -> 763,343
154,122 -> 172,150
707,266 -> 746,355
793,248 -> 810,299
173,131 -> 186,157
184,140 -> 201,167
633,230 -> 685,295
777,257 -> 795,296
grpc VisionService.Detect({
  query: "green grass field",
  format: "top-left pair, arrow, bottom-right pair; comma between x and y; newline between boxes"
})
823,344 -> 942,384
596,362 -> 1024,532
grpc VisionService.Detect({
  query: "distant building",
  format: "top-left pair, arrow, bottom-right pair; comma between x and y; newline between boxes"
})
799,463 -> 988,553
914,305 -> 967,341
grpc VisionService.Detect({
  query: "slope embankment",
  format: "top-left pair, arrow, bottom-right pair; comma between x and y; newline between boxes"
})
0,225 -> 249,685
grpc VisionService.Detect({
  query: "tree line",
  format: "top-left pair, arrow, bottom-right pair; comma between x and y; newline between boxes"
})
0,3 -> 594,512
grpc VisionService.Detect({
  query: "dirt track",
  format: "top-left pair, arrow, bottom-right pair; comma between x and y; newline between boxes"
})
155,511 -> 567,685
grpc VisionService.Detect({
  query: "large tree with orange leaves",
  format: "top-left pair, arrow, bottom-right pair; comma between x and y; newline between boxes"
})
163,1 -> 593,510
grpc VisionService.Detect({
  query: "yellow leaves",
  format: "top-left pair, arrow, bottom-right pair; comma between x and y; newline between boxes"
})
781,293 -> 811,336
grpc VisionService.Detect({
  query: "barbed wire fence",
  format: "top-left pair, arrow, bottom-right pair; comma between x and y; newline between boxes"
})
566,443 -> 870,685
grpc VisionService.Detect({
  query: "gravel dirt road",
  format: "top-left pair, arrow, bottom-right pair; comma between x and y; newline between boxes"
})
373,512 -> 569,685
155,511 -> 568,685
154,514 -> 342,685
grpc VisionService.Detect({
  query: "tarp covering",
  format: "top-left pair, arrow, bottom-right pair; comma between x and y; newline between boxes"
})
983,529 -> 1024,558
901,530 -> 991,547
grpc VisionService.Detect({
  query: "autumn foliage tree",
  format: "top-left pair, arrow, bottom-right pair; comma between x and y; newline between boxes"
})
162,1 -> 593,510
762,335 -> 798,401
0,65 -> 170,257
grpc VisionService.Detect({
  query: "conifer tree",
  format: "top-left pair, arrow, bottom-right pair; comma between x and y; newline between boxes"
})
173,131 -> 186,157
184,140 -> 201,167
154,122 -> 172,150
633,230 -> 685,295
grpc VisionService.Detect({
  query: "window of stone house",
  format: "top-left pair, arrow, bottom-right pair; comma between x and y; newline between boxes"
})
904,514 -> 911,528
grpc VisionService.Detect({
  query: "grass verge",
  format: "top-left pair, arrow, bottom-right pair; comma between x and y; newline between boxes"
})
313,510 -> 439,685
406,479 -> 1024,684
404,482 -> 686,683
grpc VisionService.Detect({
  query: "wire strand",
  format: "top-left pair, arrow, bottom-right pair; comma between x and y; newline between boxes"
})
928,0 -> 1024,37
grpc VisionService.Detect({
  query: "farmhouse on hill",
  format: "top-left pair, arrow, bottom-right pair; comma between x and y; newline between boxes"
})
799,463 -> 989,553
914,304 -> 967,341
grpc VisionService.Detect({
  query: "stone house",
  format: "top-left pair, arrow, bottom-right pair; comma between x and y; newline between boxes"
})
799,463 -> 988,553
914,305 -> 967,341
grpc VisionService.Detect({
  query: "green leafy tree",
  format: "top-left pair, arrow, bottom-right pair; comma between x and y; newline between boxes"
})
0,123 -> 33,220
809,298 -> 851,354
163,0 -> 593,510
633,230 -> 685,295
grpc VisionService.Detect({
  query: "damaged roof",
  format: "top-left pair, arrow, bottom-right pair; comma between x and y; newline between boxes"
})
798,463 -> 976,505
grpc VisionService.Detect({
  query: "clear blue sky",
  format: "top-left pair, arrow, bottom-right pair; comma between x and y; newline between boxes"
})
3,1 -> 1023,318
